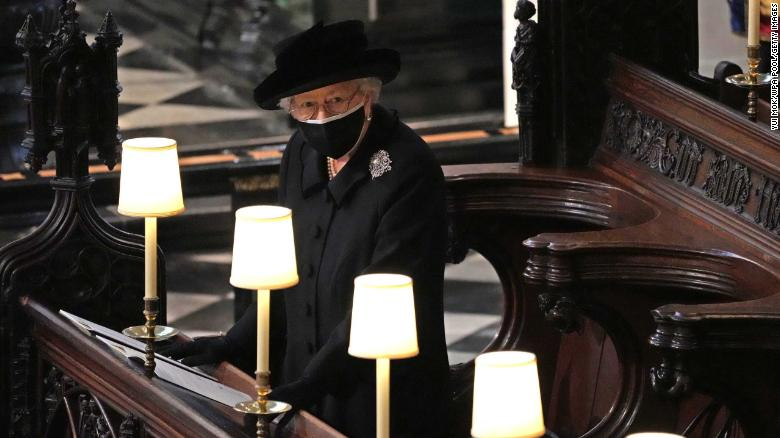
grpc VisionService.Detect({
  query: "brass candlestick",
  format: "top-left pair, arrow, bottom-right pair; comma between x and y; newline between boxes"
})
123,297 -> 179,377
234,370 -> 291,438
726,45 -> 773,122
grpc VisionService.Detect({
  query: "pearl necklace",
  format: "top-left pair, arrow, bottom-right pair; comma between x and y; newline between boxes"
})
327,157 -> 337,180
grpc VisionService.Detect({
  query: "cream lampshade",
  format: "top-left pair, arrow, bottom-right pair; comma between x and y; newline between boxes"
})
229,205 -> 299,290
228,205 -> 298,428
117,137 -> 185,370
348,273 -> 419,359
118,137 -> 184,217
625,434 -> 685,438
348,273 -> 418,438
229,205 -> 298,412
471,351 -> 546,438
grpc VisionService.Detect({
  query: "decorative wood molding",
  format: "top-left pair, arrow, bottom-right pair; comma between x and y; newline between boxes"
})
753,175 -> 780,233
603,96 -> 764,219
604,100 -> 704,187
594,58 -> 780,259
649,353 -> 691,398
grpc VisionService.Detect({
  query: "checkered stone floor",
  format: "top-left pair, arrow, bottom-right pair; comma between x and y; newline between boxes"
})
166,249 -> 503,365
77,2 -> 295,149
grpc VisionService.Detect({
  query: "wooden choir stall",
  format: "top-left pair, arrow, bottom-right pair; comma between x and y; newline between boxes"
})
2,0 -> 780,437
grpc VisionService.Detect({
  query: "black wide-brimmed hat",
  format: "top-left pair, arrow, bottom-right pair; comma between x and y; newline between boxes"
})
253,20 -> 400,110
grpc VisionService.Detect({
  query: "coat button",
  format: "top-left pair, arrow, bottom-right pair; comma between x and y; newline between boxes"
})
306,303 -> 312,317
312,225 -> 322,238
306,264 -> 314,278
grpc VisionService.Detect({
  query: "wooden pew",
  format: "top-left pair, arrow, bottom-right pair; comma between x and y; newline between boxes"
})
443,56 -> 779,437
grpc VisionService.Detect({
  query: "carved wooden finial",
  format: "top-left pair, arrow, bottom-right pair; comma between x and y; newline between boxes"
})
15,15 -> 43,50
99,10 -> 118,35
96,10 -> 123,48
511,0 -> 541,165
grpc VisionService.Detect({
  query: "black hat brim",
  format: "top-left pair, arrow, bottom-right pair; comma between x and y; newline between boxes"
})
253,48 -> 400,110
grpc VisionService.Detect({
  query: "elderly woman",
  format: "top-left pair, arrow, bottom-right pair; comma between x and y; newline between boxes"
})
166,20 -> 449,437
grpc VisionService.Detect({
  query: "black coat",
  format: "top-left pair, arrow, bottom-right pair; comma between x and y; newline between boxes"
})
227,105 -> 449,437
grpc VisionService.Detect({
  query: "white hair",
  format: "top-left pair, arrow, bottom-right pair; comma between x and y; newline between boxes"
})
278,77 -> 382,111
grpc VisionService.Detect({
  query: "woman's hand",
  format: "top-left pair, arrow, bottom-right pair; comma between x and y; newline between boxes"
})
158,335 -> 230,367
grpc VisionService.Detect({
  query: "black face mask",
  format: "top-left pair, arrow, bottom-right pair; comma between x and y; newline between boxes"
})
296,103 -> 367,158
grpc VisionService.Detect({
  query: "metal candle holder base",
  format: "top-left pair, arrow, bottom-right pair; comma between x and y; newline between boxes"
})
122,297 -> 179,377
726,45 -> 773,122
234,371 -> 291,438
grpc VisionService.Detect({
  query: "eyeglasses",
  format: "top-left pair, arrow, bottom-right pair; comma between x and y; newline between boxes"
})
289,87 -> 364,122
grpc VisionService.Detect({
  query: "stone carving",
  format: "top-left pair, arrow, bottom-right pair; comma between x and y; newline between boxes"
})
702,154 -> 752,214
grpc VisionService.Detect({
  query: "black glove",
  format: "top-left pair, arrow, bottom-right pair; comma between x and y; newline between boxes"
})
267,378 -> 324,438
271,377 -> 324,411
158,335 -> 231,367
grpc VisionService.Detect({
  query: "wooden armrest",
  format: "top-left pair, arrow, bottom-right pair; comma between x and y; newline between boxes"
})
651,293 -> 780,351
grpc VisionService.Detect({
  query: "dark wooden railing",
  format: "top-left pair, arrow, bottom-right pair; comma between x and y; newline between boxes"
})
21,296 -> 344,438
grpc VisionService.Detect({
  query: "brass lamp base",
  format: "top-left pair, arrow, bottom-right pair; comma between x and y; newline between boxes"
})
234,399 -> 292,415
726,45 -> 774,122
726,73 -> 773,122
122,297 -> 177,377
235,371 -> 291,438
725,72 -> 773,87
122,324 -> 179,340
234,399 -> 291,438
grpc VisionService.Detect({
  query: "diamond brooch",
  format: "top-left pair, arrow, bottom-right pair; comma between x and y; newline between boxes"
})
369,150 -> 392,179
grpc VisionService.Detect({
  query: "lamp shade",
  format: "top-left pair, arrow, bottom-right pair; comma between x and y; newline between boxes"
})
625,434 -> 685,438
229,205 -> 299,290
471,351 -> 545,438
118,137 -> 185,217
348,273 -> 419,359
